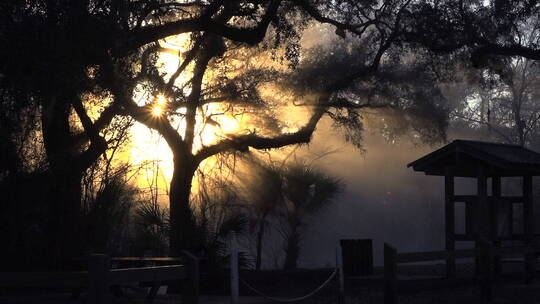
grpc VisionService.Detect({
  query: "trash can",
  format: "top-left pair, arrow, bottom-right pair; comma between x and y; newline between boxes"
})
340,239 -> 373,276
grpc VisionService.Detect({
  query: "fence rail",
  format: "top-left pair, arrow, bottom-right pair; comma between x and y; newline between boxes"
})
0,271 -> 88,287
396,248 -> 479,264
384,241 -> 540,304
0,252 -> 199,304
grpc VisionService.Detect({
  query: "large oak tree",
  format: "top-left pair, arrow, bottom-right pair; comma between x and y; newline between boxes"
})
3,0 -> 540,265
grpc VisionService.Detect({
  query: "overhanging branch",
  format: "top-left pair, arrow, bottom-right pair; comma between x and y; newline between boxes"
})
194,101 -> 326,163
121,0 -> 282,54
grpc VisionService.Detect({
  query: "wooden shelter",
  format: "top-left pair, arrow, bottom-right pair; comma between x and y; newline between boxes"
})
408,139 -> 540,277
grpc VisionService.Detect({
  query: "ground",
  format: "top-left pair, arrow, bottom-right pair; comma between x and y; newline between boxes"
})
2,263 -> 540,303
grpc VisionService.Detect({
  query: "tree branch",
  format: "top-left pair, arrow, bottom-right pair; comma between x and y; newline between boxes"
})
195,99 -> 326,163
121,0 -> 282,54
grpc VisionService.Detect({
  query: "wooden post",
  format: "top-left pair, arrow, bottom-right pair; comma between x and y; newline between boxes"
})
336,246 -> 345,304
492,176 -> 501,276
230,233 -> 239,304
445,169 -> 456,278
88,254 -> 110,304
508,202 -> 514,236
384,243 -> 397,304
476,166 -> 488,276
478,239 -> 493,304
523,176 -> 533,241
523,175 -> 534,282
181,250 -> 200,304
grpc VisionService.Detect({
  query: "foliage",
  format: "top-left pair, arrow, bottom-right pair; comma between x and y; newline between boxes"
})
3,0 -> 540,265
193,168 -> 250,267
83,175 -> 137,255
278,162 -> 343,269
131,199 -> 170,256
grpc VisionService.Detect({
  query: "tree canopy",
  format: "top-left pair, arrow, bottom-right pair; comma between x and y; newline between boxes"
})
3,0 -> 540,265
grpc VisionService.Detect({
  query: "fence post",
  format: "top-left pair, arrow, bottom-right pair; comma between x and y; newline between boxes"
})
478,239 -> 493,304
88,254 -> 110,304
336,246 -> 345,304
182,250 -> 200,304
230,233 -> 239,304
384,243 -> 397,304
525,248 -> 535,284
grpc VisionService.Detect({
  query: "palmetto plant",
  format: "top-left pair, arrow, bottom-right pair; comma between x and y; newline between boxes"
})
278,164 -> 343,270
193,167 -> 249,263
241,159 -> 284,270
83,175 -> 137,255
132,199 -> 170,256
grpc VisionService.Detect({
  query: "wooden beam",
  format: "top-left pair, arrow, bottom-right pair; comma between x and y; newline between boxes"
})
396,248 -> 479,263
523,176 -> 533,241
454,233 -> 475,241
492,176 -> 501,275
384,243 -> 397,304
88,254 -> 110,304
0,271 -> 87,287
477,166 -> 489,238
454,195 -> 477,202
523,175 -> 534,280
182,250 -> 200,304
476,165 -> 488,276
466,201 -> 474,235
109,265 -> 186,284
453,195 -> 524,203
445,168 -> 456,278
491,177 -> 501,238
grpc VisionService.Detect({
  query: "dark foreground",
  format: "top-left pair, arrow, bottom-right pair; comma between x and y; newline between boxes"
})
2,263 -> 540,304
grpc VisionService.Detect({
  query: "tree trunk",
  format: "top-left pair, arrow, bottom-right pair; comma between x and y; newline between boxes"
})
48,172 -> 84,267
255,212 -> 268,270
283,225 -> 300,270
41,95 -> 85,268
169,155 -> 199,257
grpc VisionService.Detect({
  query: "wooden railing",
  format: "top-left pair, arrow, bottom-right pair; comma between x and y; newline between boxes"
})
384,241 -> 540,304
0,252 -> 199,304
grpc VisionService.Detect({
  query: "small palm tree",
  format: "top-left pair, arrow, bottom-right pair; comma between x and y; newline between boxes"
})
279,163 -> 343,270
132,199 -> 170,256
242,161 -> 284,270
84,176 -> 137,255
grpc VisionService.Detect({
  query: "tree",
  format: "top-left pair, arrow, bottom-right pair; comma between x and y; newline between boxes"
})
416,9 -> 540,148
106,0 -> 452,258
276,163 -> 343,270
5,0 -> 511,264
238,158 -> 284,270
454,57 -> 540,147
0,1 -> 132,266
404,1 -> 540,64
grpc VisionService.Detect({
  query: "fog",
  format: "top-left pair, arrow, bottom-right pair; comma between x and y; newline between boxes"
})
270,117 -> 520,268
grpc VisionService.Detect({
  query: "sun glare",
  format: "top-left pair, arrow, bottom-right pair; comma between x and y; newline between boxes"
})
156,95 -> 167,105
124,34 -> 249,199
152,106 -> 163,116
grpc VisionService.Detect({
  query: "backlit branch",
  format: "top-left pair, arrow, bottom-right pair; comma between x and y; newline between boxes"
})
294,0 -> 378,37
194,96 -> 327,163
471,43 -> 540,67
122,0 -> 282,54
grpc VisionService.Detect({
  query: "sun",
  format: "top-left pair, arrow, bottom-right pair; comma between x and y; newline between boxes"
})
124,34 -> 243,200
152,105 -> 163,116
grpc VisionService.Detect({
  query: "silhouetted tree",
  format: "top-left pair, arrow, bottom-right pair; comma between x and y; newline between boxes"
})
277,163 -> 343,270
106,0 -> 452,259
238,158 -> 284,270
5,0 -> 538,266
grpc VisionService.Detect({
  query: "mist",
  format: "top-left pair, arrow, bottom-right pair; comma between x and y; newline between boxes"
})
286,118 -> 521,268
